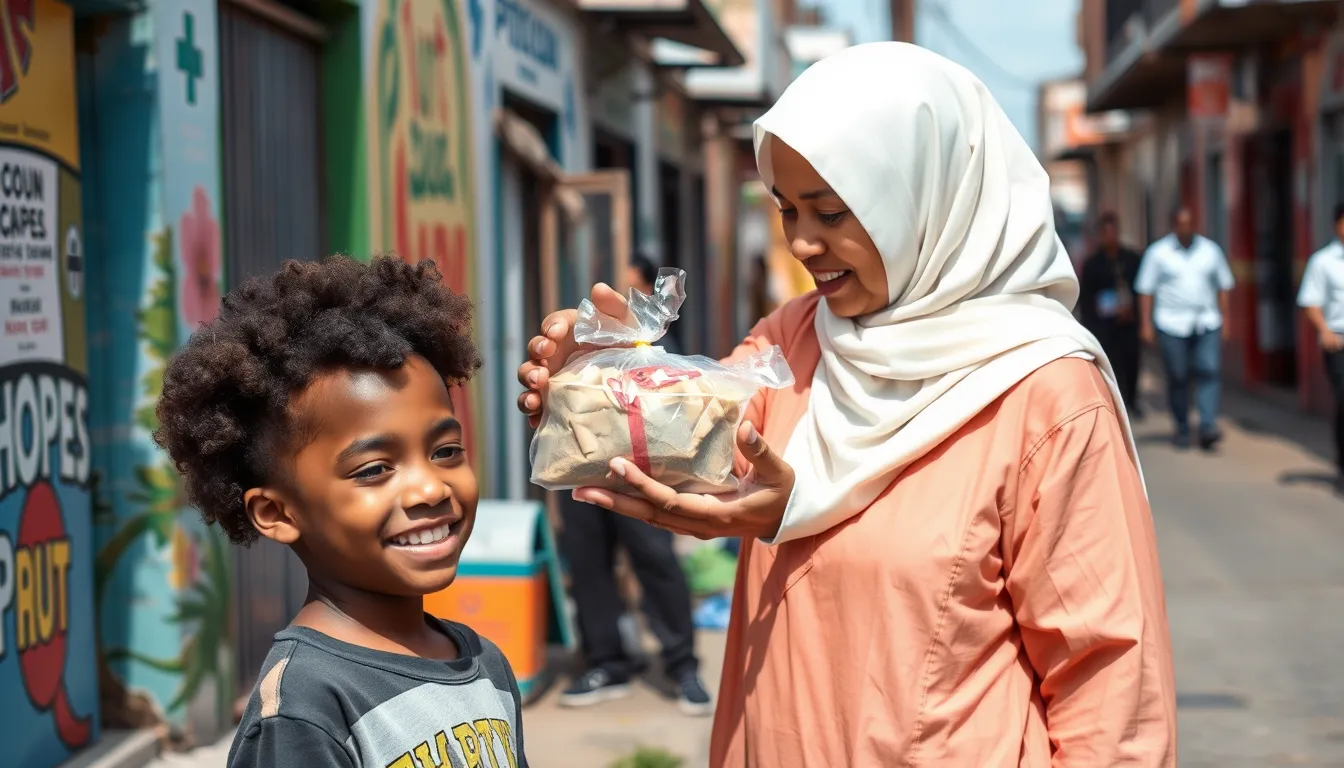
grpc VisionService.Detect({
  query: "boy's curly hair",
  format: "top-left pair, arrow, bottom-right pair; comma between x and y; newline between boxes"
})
154,256 -> 481,545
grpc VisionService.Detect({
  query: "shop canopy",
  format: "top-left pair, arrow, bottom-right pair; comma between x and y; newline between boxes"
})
575,0 -> 745,69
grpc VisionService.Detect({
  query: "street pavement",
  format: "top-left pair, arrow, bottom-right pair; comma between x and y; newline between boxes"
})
145,375 -> 1344,767
1141,380 -> 1344,768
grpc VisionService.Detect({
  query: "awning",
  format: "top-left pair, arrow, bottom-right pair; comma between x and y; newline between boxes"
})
493,109 -> 586,220
1167,0 -> 1336,51
1087,47 -> 1187,113
575,0 -> 745,68
1088,0 -> 1339,112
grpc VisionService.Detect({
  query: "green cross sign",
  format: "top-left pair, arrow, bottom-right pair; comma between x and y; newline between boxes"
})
176,12 -> 203,106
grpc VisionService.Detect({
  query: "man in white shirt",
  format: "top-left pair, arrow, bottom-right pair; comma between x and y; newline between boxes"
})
1297,203 -> 1344,488
1136,206 -> 1235,450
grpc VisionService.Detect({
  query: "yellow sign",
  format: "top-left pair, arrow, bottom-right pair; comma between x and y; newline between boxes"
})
0,0 -> 79,169
370,0 -> 475,292
369,0 -> 484,477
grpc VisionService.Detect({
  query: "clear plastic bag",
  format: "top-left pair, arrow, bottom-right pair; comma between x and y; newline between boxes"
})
529,269 -> 794,494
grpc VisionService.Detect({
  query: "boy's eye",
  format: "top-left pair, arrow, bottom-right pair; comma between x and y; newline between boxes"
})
780,207 -> 798,220
433,445 -> 464,462
352,463 -> 390,481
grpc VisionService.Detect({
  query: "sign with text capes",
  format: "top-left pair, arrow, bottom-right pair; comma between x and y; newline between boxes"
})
0,1 -> 99,765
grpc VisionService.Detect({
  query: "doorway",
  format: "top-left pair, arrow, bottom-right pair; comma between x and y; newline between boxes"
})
594,130 -> 638,245
687,173 -> 708,354
218,0 -> 326,692
1254,130 -> 1297,388
498,95 -> 557,500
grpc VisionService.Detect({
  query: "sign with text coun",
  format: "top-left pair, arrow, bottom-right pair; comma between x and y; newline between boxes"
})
0,0 -> 99,766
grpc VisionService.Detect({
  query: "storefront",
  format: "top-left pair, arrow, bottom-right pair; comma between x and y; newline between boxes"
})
1206,40 -> 1319,403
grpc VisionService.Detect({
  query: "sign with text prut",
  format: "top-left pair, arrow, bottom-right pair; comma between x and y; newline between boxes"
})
0,0 -> 99,766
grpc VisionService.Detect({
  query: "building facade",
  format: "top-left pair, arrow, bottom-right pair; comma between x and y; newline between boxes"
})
1079,0 -> 1343,414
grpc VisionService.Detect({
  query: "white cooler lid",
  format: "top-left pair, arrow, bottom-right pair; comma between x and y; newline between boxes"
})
457,499 -> 544,565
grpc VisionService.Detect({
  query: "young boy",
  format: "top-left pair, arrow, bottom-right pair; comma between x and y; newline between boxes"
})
154,256 -> 528,767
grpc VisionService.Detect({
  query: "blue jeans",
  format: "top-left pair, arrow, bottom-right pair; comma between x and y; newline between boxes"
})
1156,329 -> 1222,439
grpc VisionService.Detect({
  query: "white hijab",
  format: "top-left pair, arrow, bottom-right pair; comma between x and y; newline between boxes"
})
754,43 -> 1143,545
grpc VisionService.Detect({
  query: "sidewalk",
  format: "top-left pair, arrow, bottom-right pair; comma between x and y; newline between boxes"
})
1132,371 -> 1344,766
522,634 -> 724,768
1137,352 -> 1337,483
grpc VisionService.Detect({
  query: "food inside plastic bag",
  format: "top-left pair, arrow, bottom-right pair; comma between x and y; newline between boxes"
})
530,269 -> 794,494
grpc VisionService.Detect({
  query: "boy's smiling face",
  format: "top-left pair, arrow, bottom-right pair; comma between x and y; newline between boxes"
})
249,355 -> 478,597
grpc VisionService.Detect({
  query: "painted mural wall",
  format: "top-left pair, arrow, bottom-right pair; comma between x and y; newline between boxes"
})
0,1 -> 100,764
81,0 -> 231,745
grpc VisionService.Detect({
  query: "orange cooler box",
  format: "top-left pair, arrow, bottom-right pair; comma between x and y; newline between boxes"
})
425,500 -> 568,699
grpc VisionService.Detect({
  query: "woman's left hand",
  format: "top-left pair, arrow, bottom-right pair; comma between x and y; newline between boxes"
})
573,421 -> 794,540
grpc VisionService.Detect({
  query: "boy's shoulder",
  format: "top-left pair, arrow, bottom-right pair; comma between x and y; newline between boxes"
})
242,619 -> 516,724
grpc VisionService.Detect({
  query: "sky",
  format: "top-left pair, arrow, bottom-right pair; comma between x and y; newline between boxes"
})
813,0 -> 1084,151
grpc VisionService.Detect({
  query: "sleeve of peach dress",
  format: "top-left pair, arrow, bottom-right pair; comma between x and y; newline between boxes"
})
1003,402 -> 1177,767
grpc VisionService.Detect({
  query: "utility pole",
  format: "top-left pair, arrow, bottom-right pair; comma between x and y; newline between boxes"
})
890,0 -> 916,42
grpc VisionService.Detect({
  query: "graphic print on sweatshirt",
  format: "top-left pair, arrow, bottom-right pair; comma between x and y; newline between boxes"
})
349,677 -> 521,767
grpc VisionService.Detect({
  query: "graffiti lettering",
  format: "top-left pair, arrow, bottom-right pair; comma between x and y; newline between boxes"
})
0,534 -> 71,657
0,478 -> 93,750
0,0 -> 35,102
0,365 -> 91,496
0,159 -> 48,241
495,0 -> 557,72
409,122 -> 456,200
1,161 -> 43,199
0,202 -> 46,240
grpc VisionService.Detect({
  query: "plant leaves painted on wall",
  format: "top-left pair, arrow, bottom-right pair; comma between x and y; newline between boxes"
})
100,223 -> 233,724
135,403 -> 160,438
139,305 -> 177,363
138,227 -> 179,361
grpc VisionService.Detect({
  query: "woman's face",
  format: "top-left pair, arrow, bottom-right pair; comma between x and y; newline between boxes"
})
769,139 -> 888,318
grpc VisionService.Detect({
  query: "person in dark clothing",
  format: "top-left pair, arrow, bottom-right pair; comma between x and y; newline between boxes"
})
1078,212 -> 1144,418
1297,204 -> 1344,492
555,253 -> 711,715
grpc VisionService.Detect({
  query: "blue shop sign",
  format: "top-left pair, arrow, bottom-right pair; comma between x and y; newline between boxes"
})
496,0 -> 559,73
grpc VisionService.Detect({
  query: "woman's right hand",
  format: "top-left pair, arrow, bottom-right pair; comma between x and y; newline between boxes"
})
517,282 -> 630,428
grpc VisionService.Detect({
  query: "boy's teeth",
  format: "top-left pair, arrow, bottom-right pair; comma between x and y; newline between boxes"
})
392,523 -> 453,547
815,270 -> 848,282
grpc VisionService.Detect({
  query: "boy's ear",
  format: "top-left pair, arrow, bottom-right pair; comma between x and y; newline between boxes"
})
244,487 -> 301,545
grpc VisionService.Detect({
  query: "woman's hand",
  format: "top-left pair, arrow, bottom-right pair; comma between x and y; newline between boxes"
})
516,283 -> 630,428
573,421 -> 794,541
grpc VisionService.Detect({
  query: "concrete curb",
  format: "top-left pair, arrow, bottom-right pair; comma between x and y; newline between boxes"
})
58,730 -> 160,768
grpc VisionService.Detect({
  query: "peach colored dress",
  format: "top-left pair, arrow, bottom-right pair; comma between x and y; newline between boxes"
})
714,294 -> 1177,767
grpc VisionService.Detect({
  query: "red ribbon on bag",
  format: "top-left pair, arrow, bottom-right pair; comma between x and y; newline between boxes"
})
606,366 -> 703,475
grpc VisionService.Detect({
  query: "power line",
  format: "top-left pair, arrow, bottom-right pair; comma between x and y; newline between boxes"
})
919,1 -> 1042,91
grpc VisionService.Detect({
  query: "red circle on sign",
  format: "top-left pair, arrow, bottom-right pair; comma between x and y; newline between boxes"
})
17,481 -> 68,710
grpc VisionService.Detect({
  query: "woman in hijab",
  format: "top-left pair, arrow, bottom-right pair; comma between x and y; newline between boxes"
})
517,43 -> 1176,765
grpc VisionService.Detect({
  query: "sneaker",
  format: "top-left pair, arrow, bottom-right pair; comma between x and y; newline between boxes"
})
675,672 -> 714,717
1198,429 -> 1223,452
558,668 -> 632,708
1172,432 -> 1191,450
